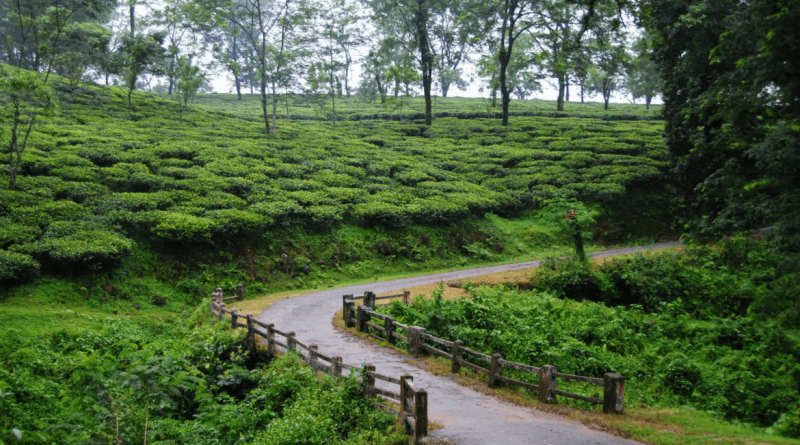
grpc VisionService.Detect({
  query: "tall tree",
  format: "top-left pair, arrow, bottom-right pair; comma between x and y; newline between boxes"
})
196,0 -> 311,134
587,39 -> 626,110
646,0 -> 800,271
625,34 -> 660,109
428,0 -> 470,97
366,0 -> 436,125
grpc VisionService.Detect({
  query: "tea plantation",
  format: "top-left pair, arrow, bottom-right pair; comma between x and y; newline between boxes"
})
22,71 -> 800,444
1,79 -> 672,294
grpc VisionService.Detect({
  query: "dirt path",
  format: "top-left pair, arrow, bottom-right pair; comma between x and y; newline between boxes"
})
257,242 -> 681,444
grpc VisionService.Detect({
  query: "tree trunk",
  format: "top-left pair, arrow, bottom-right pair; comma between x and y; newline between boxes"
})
565,75 -> 570,102
415,0 -> 433,126
556,74 -> 566,111
441,81 -> 449,98
646,95 -> 652,110
260,69 -> 269,135
167,55 -> 175,95
233,36 -> 242,100
580,82 -> 585,103
130,3 -> 135,37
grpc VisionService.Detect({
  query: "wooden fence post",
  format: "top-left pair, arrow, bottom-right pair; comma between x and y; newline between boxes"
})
414,388 -> 428,443
603,373 -> 625,414
364,364 -> 376,399
452,340 -> 463,373
266,323 -> 275,357
385,316 -> 396,345
343,295 -> 354,327
407,327 -> 425,355
357,305 -> 370,333
230,308 -> 238,329
538,365 -> 558,404
218,303 -> 225,320
287,332 -> 296,351
308,343 -> 318,369
403,290 -> 410,304
216,287 -> 224,301
246,314 -> 255,349
489,353 -> 503,388
331,356 -> 342,377
236,284 -> 245,300
365,291 -> 376,310
400,374 -> 413,435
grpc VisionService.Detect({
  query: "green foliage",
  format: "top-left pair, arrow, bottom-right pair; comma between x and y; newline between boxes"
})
0,312 -> 405,444
380,243 -> 800,436
0,250 -> 40,285
646,0 -> 800,267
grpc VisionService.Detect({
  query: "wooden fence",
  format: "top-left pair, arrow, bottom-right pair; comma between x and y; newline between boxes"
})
210,287 -> 428,443
344,292 -> 626,415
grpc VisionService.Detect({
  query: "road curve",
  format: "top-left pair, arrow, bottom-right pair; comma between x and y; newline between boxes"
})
257,242 -> 681,444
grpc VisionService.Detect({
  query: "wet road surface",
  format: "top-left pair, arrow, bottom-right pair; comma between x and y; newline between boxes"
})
257,242 -> 681,444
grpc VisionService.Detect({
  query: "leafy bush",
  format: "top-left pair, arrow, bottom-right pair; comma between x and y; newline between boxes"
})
0,314 -> 405,444
0,250 -> 40,285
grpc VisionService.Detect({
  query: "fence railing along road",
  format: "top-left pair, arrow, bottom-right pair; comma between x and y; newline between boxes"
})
344,291 -> 626,415
210,287 -> 429,444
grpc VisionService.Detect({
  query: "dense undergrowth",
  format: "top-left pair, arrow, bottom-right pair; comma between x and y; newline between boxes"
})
378,237 -> 800,439
0,307 -> 406,444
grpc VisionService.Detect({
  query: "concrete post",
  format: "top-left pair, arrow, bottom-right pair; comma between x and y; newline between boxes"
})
365,291 -> 376,310
364,364 -> 376,399
403,290 -> 410,304
286,331 -> 296,351
266,323 -> 275,356
218,303 -> 225,320
385,316 -> 396,345
489,353 -> 503,389
215,287 -> 224,300
452,340 -> 463,373
538,365 -> 558,404
236,284 -> 245,300
603,373 -> 625,414
407,326 -> 426,355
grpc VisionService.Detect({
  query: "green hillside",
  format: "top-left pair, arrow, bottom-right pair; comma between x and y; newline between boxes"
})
1,78 -> 674,305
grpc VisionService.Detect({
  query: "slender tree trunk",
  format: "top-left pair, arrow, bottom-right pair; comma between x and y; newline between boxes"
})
415,0 -> 433,126
565,75 -> 569,102
645,95 -> 652,110
260,69 -> 269,135
232,36 -> 242,100
130,3 -> 135,36
556,74 -> 566,111
168,56 -> 175,95
580,82 -> 584,103
441,81 -> 449,98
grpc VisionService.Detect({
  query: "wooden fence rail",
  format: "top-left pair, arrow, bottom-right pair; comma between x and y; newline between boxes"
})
211,288 -> 428,444
344,292 -> 626,415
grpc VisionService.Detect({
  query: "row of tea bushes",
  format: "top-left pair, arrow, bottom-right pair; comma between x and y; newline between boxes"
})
0,77 -> 669,282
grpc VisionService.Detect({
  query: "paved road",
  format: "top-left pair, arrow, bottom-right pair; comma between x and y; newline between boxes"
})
257,242 -> 681,444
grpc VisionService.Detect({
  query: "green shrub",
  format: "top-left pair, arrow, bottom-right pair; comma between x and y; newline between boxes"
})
0,250 -> 40,285
151,212 -> 217,241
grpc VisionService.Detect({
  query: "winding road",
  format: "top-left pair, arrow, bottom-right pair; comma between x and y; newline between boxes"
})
257,242 -> 681,444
